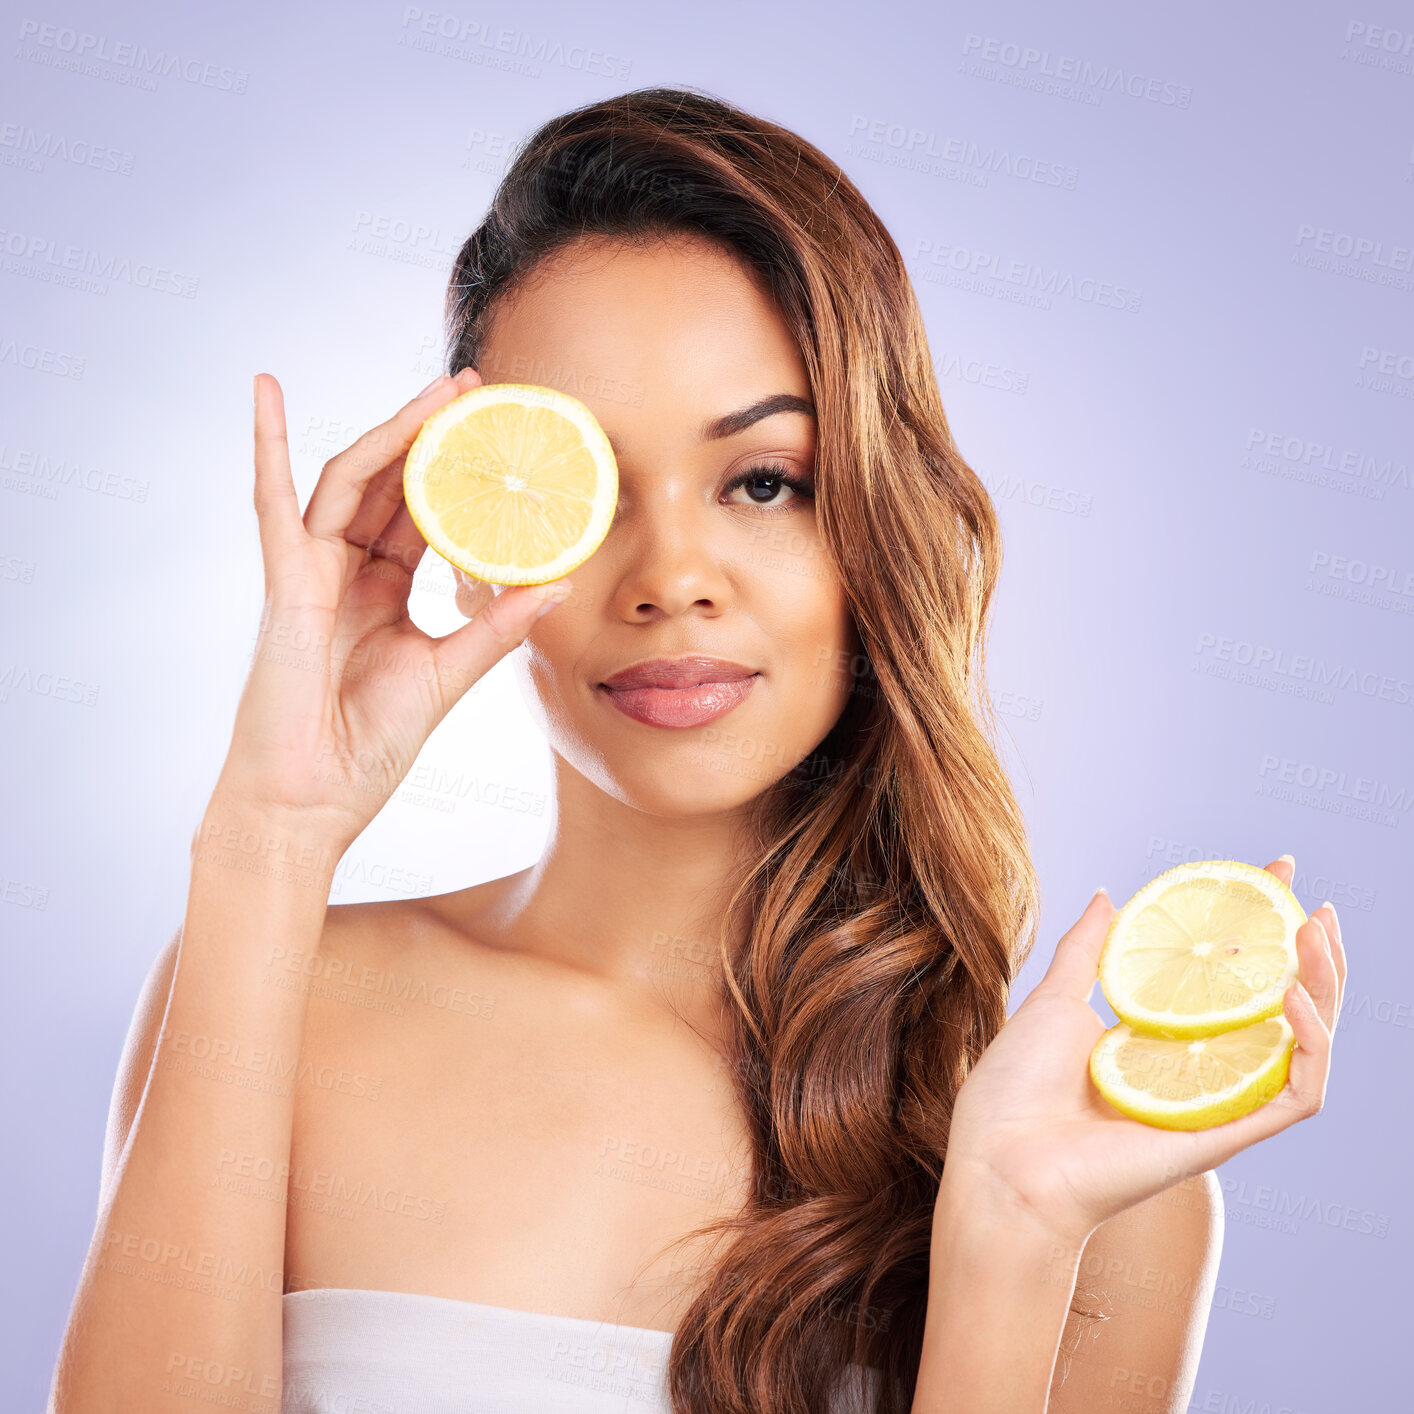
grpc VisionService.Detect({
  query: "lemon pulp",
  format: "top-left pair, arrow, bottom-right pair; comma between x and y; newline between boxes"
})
1089,1013 -> 1295,1131
1097,860 -> 1304,1037
404,382 -> 618,586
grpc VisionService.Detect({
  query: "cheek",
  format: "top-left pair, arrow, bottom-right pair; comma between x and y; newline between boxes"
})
512,593 -> 603,734
751,561 -> 856,717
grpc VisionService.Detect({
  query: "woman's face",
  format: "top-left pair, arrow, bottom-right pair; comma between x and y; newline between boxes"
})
460,232 -> 859,817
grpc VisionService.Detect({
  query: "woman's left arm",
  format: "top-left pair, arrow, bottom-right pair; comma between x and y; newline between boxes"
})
909,1165 -> 1222,1414
910,854 -> 1344,1414
1049,1169 -> 1224,1412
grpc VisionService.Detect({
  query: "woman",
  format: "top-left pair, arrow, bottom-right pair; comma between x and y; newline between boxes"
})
50,86 -> 1345,1414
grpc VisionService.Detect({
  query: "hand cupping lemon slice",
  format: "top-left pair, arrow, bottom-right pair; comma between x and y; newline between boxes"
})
1090,1013 -> 1295,1131
404,382 -> 618,586
1090,860 -> 1303,1130
1097,859 -> 1304,1037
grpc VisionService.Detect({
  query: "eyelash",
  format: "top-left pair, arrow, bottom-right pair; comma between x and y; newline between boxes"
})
721,461 -> 816,514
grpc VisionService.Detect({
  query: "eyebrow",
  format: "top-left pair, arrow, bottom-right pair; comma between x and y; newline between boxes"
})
601,393 -> 815,463
701,393 -> 815,441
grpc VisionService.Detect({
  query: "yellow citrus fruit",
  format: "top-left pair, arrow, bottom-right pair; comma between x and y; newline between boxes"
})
403,382 -> 618,586
1097,860 -> 1304,1038
1089,1013 -> 1295,1130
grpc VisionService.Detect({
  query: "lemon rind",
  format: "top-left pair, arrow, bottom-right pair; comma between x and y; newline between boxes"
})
403,382 -> 619,587
1097,859 -> 1305,1039
1088,1014 -> 1295,1131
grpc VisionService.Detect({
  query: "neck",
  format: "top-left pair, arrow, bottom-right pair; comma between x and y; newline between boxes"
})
468,753 -> 757,1025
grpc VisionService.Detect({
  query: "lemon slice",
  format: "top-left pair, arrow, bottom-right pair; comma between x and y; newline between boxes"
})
403,382 -> 618,586
1089,1013 -> 1295,1130
1097,860 -> 1304,1037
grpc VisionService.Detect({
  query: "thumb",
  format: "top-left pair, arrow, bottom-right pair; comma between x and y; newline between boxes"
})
1035,887 -> 1114,1003
430,577 -> 574,706
453,566 -> 494,621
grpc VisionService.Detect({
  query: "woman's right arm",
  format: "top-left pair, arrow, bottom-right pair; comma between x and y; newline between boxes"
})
49,366 -> 575,1413
51,796 -> 342,1413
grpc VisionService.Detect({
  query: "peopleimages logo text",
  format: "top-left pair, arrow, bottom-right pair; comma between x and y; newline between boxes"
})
1194,634 -> 1413,706
16,18 -> 249,92
961,33 -> 1192,106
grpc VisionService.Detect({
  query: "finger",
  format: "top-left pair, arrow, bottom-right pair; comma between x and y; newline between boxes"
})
1035,889 -> 1113,1003
1177,978 -> 1333,1163
252,374 -> 309,580
1263,853 -> 1295,890
454,566 -> 495,620
1319,900 -> 1346,1022
1264,856 -> 1345,1026
1297,913 -> 1339,1033
302,368 -> 479,542
429,577 -> 575,709
343,457 -> 411,558
363,501 -> 429,582
1279,978 -> 1332,1120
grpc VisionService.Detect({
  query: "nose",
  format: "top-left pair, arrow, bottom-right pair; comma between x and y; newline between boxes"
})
605,494 -> 733,622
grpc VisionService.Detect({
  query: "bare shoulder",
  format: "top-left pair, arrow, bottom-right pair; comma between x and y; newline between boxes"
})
279,884 -> 518,1298
100,884 -> 510,1251
95,890 -> 476,1196
295,884 -> 506,1039
284,884 -> 509,1180
1049,1171 -> 1224,1413
314,874 -> 517,959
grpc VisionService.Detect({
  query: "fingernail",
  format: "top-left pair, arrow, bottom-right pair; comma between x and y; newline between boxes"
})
454,366 -> 477,384
417,374 -> 449,396
1094,886 -> 1108,899
533,581 -> 574,618
1278,853 -> 1295,866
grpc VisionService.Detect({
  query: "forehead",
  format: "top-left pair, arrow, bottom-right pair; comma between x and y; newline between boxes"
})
477,233 -> 811,434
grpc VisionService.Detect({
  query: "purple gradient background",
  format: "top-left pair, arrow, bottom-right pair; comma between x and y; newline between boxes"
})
4,3 -> 1410,1409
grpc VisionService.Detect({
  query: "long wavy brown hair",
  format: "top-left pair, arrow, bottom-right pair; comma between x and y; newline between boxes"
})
443,85 -> 1077,1414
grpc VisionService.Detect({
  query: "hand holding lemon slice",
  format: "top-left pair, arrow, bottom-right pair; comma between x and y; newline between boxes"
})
403,379 -> 618,586
1089,860 -> 1308,1130
945,853 -> 1344,1242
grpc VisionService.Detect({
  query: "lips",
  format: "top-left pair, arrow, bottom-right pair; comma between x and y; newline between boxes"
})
598,656 -> 759,729
601,656 -> 756,691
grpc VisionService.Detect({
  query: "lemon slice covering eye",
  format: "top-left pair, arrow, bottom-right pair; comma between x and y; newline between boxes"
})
1097,859 -> 1304,1037
1089,1013 -> 1295,1131
403,382 -> 619,586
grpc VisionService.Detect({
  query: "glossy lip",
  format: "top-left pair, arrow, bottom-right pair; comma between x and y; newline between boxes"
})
598,656 -> 760,730
600,655 -> 757,691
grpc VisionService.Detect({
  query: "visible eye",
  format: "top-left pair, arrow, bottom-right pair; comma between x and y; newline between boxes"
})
721,461 -> 816,512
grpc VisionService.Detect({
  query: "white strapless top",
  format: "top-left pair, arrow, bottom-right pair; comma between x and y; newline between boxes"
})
282,1288 -> 879,1413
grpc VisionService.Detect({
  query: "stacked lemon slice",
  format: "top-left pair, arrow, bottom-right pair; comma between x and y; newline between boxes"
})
1089,861 -> 1303,1130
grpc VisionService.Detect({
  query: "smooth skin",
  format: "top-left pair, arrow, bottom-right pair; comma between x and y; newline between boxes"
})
52,232 -> 1345,1414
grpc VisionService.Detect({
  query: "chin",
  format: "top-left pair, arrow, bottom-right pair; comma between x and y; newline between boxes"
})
516,656 -> 846,817
562,735 -> 803,825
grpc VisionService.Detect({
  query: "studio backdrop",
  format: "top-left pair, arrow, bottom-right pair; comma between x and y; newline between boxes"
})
5,3 -> 1409,1410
